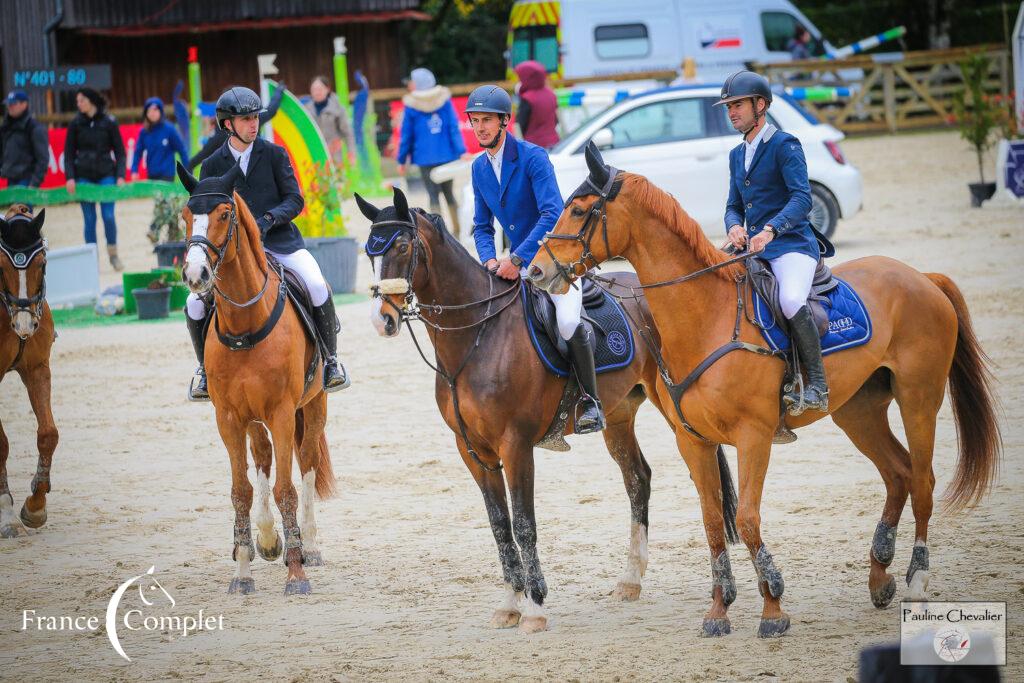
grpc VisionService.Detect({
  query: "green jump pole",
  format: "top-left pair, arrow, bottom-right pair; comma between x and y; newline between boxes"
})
332,36 -> 359,184
187,46 -> 203,171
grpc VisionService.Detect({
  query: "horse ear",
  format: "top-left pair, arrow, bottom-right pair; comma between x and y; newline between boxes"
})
0,217 -> 8,242
354,192 -> 380,221
585,141 -> 609,188
176,161 -> 198,193
223,161 -> 244,190
393,186 -> 411,222
30,208 -> 45,236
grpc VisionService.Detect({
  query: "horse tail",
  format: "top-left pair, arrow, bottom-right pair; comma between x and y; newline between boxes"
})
717,445 -> 739,544
293,408 -> 337,500
926,273 -> 1002,512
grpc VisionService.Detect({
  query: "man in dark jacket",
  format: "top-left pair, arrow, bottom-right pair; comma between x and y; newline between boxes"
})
1,90 -> 49,189
187,83 -> 285,169
183,86 -> 349,401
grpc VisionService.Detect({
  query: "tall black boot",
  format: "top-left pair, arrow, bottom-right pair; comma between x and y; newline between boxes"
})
311,298 -> 350,392
783,306 -> 829,415
567,323 -> 606,434
186,314 -> 210,402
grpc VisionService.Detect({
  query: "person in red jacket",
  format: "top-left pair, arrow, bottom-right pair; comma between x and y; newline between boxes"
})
513,61 -> 559,149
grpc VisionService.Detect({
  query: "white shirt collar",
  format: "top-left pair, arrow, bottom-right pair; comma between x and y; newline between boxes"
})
486,134 -> 505,181
743,123 -> 770,172
228,139 -> 254,175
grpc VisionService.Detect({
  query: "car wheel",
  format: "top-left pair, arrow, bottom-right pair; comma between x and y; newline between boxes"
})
809,183 -> 840,239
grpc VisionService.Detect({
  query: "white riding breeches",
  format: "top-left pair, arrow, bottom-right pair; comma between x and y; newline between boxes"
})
768,252 -> 818,320
186,247 -> 330,321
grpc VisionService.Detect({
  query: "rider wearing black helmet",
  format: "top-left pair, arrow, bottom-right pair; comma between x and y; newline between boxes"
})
717,71 -> 830,414
184,86 -> 350,401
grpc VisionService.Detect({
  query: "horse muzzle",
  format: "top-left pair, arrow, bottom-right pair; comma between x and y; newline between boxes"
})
11,311 -> 38,339
182,259 -> 214,295
526,263 -> 568,295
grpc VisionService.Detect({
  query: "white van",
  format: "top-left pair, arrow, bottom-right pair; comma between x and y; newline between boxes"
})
507,0 -> 831,82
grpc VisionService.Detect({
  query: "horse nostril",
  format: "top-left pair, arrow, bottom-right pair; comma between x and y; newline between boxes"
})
200,268 -> 211,283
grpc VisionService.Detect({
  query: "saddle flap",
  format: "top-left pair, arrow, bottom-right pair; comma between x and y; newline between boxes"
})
748,257 -> 838,336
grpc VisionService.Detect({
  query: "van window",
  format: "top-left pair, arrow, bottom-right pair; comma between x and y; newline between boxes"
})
594,24 -> 650,60
760,12 -> 825,56
512,26 -> 559,72
606,97 -> 707,149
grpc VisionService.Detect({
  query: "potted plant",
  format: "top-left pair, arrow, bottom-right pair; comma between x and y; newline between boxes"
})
298,161 -> 359,294
951,54 -> 1002,207
150,192 -> 188,267
132,274 -> 172,320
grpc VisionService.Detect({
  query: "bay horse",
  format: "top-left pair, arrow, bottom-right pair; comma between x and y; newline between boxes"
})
359,187 -> 738,633
527,144 -> 1001,637
177,162 -> 336,596
0,205 -> 58,538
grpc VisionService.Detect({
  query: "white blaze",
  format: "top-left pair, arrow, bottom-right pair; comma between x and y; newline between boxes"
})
183,214 -> 210,283
12,270 -> 34,336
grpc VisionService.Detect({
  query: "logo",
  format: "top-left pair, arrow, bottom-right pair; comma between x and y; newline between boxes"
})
828,316 -> 853,333
934,626 -> 971,663
21,565 -> 225,662
606,330 -> 628,356
428,113 -> 443,135
13,252 -> 27,267
698,23 -> 743,50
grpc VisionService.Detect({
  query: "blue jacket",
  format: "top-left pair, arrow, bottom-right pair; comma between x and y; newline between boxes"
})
724,124 -> 817,261
132,98 -> 187,180
397,99 -> 465,167
472,134 -> 562,265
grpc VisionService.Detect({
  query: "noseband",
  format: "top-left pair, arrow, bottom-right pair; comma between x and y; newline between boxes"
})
0,238 -> 47,335
366,217 -> 422,319
540,167 -> 623,287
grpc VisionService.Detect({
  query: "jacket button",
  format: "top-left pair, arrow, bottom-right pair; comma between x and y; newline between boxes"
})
746,202 -> 752,209
501,200 -> 505,207
744,180 -> 750,186
508,224 -> 514,231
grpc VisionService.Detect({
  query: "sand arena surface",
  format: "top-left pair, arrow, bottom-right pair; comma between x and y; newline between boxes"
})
1,131 -> 1021,681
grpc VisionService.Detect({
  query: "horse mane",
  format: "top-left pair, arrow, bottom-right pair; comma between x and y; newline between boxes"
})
232,191 -> 269,272
621,173 -> 740,281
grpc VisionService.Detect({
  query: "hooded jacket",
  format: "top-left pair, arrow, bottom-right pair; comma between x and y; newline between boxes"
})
65,108 -> 126,182
397,85 -> 465,167
131,97 -> 188,180
514,61 -> 559,148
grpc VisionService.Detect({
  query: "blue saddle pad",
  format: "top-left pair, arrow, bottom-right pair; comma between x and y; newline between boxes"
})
753,278 -> 872,355
521,283 -> 635,378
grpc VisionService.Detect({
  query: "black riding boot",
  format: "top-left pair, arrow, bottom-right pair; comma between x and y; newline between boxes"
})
567,323 -> 606,434
783,305 -> 829,415
186,314 -> 210,402
312,298 -> 350,392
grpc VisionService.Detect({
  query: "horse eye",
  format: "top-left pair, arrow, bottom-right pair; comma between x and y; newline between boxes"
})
221,210 -> 229,220
398,243 -> 409,254
571,207 -> 585,217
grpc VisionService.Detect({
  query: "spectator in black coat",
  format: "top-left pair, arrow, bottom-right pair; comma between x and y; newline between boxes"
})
1,90 -> 49,191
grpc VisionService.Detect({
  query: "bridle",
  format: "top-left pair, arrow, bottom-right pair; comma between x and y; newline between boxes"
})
0,238 -> 47,336
186,193 -> 271,308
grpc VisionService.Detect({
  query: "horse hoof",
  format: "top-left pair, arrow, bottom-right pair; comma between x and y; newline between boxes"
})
700,617 -> 732,637
228,577 -> 256,595
758,615 -> 791,638
256,533 -> 282,562
284,578 -> 312,596
871,575 -> 898,609
0,522 -> 29,538
518,615 -> 547,634
19,503 -> 46,529
302,549 -> 325,567
612,582 -> 642,601
489,609 -> 521,629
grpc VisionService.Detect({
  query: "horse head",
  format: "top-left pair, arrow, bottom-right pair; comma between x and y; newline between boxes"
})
527,141 -> 629,295
176,160 -> 245,295
0,208 -> 48,339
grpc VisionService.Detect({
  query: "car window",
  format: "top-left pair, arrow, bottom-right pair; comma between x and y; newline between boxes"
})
605,98 -> 707,149
594,24 -> 650,60
760,12 -> 826,56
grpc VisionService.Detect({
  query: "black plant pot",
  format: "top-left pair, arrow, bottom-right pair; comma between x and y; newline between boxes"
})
133,287 -> 171,320
968,182 -> 997,207
154,240 -> 186,267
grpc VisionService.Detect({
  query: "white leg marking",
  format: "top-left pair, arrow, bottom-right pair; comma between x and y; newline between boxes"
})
300,470 -> 319,552
619,522 -> 649,586
236,544 -> 252,580
907,539 -> 930,600
253,470 -> 275,546
0,493 -> 27,534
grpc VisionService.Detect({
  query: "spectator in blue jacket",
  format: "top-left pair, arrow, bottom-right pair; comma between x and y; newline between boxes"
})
131,97 -> 187,182
397,68 -> 467,236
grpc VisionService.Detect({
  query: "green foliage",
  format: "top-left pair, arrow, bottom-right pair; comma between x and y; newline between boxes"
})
951,53 -> 1001,183
150,192 -> 187,244
299,161 -> 348,237
407,0 -> 515,84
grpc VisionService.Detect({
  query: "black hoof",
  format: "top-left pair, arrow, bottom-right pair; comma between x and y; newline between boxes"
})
701,617 -> 732,637
256,534 -> 282,562
228,577 -> 256,595
302,549 -> 324,567
19,503 -> 46,529
871,576 -> 898,609
284,578 -> 311,596
758,615 -> 791,638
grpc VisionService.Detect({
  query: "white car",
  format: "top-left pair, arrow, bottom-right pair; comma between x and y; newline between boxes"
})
451,84 -> 861,245
547,84 -> 861,238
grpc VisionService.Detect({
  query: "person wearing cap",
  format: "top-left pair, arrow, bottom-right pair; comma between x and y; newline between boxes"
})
397,67 -> 467,236
466,84 -> 605,433
304,76 -> 355,168
131,97 -> 188,182
182,86 -> 350,401
1,90 -> 48,192
717,70 -> 829,414
64,87 -> 126,271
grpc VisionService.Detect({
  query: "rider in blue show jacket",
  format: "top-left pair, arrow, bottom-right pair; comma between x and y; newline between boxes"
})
467,84 -> 606,433
719,70 -> 829,414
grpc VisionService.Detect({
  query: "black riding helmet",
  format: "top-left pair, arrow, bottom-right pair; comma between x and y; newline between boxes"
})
215,86 -> 265,133
714,70 -> 773,107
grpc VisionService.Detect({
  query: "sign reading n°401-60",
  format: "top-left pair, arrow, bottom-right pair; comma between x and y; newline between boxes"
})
12,65 -> 112,92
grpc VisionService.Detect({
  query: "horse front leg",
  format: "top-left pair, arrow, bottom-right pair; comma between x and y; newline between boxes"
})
216,410 -> 256,595
248,423 -> 282,562
18,364 -> 58,530
501,438 -> 548,634
455,437 -> 526,629
267,408 -> 309,595
0,413 -> 28,538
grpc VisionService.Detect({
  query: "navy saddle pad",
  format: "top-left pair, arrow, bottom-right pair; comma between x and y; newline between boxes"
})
753,277 -> 872,355
521,278 -> 635,378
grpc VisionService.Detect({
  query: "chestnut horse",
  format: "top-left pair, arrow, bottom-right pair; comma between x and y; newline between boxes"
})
360,188 -> 738,633
0,205 -> 58,538
528,144 -> 1000,637
177,163 -> 335,596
